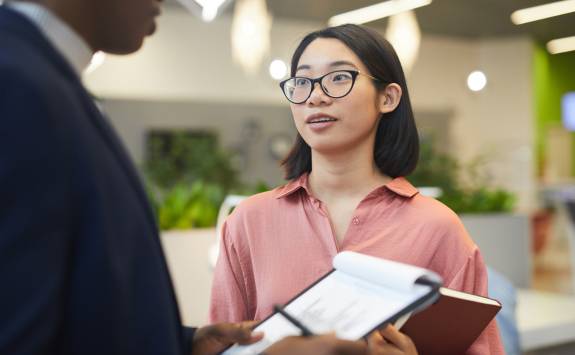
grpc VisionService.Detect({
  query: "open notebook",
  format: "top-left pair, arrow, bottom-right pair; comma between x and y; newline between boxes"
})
222,251 -> 442,355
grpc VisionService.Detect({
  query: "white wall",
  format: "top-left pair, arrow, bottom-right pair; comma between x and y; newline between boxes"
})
85,9 -> 313,103
100,99 -> 295,186
469,38 -> 535,211
160,229 -> 215,326
85,7 -> 536,210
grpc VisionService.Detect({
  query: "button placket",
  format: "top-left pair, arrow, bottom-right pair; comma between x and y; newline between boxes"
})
309,196 -> 341,252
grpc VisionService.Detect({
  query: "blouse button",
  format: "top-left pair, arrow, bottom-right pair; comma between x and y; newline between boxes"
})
352,217 -> 360,225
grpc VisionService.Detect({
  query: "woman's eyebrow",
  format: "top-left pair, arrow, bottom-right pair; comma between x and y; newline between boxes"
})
329,60 -> 358,68
296,60 -> 358,72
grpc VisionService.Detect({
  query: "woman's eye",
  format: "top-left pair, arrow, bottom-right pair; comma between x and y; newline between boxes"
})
333,73 -> 351,82
295,78 -> 309,86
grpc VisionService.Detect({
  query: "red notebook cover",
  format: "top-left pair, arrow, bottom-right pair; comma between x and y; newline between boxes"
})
401,287 -> 501,355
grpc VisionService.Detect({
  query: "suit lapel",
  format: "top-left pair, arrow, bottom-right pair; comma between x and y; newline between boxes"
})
73,84 -> 161,233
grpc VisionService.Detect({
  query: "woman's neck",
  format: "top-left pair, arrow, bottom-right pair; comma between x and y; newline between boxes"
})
308,146 -> 391,202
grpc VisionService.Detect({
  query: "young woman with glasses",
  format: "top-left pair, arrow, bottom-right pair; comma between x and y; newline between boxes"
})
210,24 -> 504,355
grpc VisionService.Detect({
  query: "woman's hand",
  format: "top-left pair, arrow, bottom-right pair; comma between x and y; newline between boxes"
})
367,325 -> 418,355
191,321 -> 263,355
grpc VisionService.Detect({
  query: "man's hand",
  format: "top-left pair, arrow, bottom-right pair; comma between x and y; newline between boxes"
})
367,325 -> 418,355
263,334 -> 368,355
191,322 -> 263,355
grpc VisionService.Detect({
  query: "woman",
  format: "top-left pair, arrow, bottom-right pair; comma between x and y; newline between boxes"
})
209,24 -> 503,354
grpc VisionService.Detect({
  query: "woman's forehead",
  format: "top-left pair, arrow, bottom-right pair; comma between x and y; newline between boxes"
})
296,38 -> 365,72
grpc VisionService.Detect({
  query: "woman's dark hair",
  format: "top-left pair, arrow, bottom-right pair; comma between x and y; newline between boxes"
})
281,24 -> 419,180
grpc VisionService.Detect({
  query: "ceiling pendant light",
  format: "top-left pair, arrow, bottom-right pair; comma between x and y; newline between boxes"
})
231,0 -> 272,75
385,10 -> 421,73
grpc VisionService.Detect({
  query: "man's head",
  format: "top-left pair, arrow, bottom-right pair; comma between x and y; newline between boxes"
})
19,0 -> 162,54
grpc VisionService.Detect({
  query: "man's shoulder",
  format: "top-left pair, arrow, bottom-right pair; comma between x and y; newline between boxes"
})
0,36 -> 60,75
0,7 -> 39,57
0,44 -> 65,104
0,35 -> 83,124
0,11 -> 68,86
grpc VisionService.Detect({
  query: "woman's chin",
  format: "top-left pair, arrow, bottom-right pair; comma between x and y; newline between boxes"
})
308,143 -> 348,156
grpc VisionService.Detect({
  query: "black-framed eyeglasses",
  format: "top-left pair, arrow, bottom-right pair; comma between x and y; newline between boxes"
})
279,70 -> 379,104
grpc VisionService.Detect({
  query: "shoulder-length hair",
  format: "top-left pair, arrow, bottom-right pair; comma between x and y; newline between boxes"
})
281,24 -> 419,180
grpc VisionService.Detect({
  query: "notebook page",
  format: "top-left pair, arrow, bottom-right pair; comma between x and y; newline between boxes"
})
283,270 -> 432,339
333,251 -> 442,292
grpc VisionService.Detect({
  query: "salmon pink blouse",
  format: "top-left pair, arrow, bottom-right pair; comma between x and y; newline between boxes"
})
209,174 -> 504,355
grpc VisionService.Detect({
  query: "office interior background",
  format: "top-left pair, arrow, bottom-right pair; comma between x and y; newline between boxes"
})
82,0 -> 575,354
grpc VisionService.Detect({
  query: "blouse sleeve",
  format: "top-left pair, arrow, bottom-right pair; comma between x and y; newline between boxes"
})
209,220 -> 252,323
446,247 -> 505,355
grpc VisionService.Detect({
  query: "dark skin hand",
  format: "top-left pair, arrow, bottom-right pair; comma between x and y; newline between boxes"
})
264,333 -> 368,355
367,325 -> 418,355
191,323 -> 416,355
191,321 -> 263,355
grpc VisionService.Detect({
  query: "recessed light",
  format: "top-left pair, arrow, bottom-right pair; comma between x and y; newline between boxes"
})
269,59 -> 287,80
467,71 -> 487,92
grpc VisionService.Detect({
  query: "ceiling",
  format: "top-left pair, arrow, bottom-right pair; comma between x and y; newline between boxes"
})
165,0 -> 575,43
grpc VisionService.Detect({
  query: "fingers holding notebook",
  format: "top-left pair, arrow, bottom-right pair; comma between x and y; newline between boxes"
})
367,325 -> 418,355
263,334 -> 368,355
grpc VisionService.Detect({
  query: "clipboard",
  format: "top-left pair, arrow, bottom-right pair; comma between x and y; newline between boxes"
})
220,251 -> 442,355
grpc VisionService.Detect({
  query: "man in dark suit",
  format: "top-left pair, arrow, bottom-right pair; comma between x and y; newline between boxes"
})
0,0 -> 368,354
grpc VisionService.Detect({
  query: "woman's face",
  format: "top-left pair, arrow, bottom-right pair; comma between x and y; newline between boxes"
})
290,38 -> 384,155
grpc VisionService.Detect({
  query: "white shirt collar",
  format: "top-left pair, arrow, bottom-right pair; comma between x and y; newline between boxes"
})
5,1 -> 93,77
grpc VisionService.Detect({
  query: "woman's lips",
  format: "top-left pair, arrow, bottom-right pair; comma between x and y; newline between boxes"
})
305,112 -> 337,123
307,117 -> 337,131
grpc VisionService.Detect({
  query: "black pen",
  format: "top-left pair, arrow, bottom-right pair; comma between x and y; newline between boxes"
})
273,305 -> 314,337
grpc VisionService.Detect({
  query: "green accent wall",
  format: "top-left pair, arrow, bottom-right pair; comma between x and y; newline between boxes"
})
534,44 -> 575,176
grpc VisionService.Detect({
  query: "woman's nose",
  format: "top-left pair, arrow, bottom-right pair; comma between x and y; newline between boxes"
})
307,82 -> 331,105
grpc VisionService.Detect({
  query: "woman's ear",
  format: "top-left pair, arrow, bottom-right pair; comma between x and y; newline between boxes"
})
378,83 -> 402,114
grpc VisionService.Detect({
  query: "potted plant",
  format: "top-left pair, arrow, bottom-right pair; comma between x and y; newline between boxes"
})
410,139 -> 530,287
143,130 -> 267,231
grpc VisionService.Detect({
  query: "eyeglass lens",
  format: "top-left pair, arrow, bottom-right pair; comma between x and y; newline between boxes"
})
283,71 -> 355,103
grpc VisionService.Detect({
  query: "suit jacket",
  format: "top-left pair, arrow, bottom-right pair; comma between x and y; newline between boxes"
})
0,7 -> 194,354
